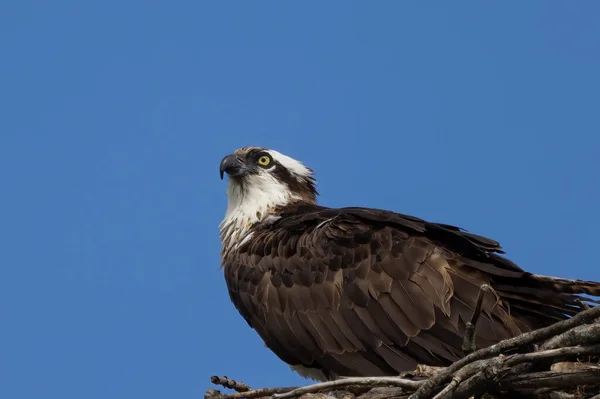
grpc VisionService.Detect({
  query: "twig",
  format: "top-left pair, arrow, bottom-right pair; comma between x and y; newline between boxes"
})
577,299 -> 591,311
353,387 -> 409,399
499,369 -> 600,390
452,371 -> 494,399
431,377 -> 459,399
271,377 -> 423,399
408,305 -> 600,399
462,284 -> 489,354
206,386 -> 300,399
542,324 -> 600,350
211,376 -> 251,392
505,344 -> 600,367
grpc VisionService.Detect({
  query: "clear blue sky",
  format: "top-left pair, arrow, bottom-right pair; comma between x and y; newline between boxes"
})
1,2 -> 599,398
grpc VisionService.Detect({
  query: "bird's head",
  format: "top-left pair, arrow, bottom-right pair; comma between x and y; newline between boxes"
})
219,146 -> 318,242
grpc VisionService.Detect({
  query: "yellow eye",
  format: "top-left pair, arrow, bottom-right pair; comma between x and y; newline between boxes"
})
257,155 -> 271,166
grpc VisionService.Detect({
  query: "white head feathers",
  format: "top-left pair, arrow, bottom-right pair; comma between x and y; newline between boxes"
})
265,149 -> 313,179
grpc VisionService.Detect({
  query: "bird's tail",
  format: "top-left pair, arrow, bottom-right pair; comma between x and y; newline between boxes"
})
526,273 -> 600,299
492,272 -> 600,331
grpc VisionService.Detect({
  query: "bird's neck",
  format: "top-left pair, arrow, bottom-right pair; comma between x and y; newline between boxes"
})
219,182 -> 315,255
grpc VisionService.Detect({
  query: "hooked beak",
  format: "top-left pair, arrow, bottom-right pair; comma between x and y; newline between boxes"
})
219,154 -> 246,179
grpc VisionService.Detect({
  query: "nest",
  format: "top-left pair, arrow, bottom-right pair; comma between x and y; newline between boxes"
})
205,304 -> 600,399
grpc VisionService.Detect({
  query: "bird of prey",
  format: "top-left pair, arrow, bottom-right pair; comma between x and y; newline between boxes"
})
218,146 -> 600,381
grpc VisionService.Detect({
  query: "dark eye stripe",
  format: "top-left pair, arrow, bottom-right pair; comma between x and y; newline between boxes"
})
249,150 -> 271,167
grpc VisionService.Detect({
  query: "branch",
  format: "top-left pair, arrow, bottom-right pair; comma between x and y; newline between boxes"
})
504,342 -> 600,367
462,284 -> 489,354
500,369 -> 600,390
211,376 -> 252,392
542,324 -> 600,350
272,377 -> 422,399
205,387 -> 299,399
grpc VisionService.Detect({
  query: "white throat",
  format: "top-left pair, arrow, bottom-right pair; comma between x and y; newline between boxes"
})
219,178 -> 299,251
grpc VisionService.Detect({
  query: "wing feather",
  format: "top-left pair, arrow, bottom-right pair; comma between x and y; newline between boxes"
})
390,280 -> 436,330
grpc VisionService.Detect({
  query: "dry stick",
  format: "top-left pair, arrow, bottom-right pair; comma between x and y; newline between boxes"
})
452,371 -> 492,399
505,343 -> 600,367
462,284 -> 489,354
542,323 -> 600,350
209,386 -> 300,399
272,377 -> 423,399
499,369 -> 600,390
408,305 -> 600,399
354,387 -> 410,399
211,376 -> 252,392
577,299 -> 591,311
430,378 -> 459,399
430,359 -> 494,399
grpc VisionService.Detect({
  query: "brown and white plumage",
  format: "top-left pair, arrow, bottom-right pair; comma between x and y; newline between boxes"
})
218,146 -> 600,381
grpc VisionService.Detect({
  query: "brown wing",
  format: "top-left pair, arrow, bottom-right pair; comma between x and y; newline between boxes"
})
223,204 -> 599,379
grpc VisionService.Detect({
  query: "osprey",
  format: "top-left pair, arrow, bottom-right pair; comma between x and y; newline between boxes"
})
219,146 -> 600,381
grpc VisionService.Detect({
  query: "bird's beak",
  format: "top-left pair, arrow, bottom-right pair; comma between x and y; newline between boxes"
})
219,154 -> 246,179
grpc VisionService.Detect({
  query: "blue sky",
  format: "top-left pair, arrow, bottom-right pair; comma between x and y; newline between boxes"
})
1,2 -> 599,398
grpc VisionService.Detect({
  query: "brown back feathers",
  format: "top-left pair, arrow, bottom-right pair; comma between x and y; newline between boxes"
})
222,203 -> 600,379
